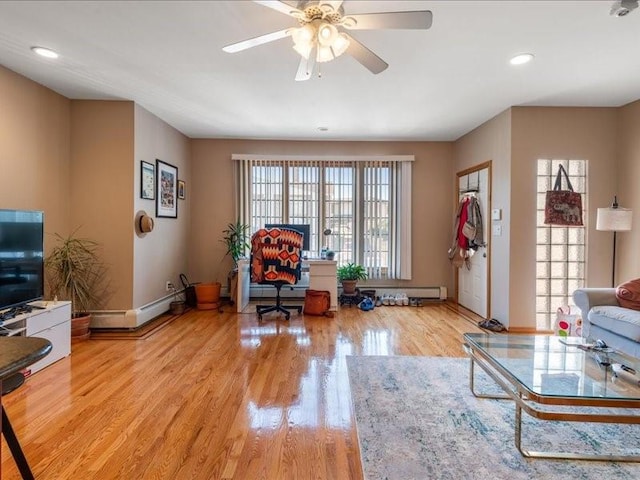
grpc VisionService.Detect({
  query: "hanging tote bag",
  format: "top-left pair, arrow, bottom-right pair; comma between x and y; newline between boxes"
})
544,164 -> 583,226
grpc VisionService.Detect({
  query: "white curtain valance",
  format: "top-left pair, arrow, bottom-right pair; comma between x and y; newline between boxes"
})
231,154 -> 414,163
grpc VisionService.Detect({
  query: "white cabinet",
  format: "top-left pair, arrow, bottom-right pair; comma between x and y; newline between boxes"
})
308,260 -> 338,311
1,301 -> 71,375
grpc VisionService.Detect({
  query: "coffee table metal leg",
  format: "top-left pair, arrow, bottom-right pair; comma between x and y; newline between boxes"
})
468,353 -> 511,400
513,398 -> 640,462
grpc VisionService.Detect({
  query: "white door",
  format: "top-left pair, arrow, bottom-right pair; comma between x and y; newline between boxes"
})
457,167 -> 489,318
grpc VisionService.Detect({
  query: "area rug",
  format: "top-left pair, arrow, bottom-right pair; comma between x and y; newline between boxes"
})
347,356 -> 640,480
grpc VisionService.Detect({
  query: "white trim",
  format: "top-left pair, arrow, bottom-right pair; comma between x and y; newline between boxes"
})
231,154 -> 414,162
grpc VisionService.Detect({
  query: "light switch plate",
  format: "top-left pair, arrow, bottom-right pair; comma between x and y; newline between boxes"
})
491,208 -> 502,221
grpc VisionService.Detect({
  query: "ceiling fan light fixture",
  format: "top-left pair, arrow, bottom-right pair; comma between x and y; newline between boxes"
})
293,42 -> 312,59
317,22 -> 338,46
317,44 -> 335,63
332,33 -> 350,58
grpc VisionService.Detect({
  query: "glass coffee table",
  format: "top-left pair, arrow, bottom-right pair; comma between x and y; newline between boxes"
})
463,333 -> 640,462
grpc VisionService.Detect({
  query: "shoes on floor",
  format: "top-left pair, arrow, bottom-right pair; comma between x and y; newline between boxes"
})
395,293 -> 409,306
478,318 -> 505,332
375,296 -> 382,307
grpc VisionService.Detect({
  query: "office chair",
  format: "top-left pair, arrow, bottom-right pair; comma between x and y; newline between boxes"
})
251,227 -> 303,321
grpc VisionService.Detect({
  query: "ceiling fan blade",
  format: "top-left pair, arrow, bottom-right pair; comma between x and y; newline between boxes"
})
344,34 -> 388,74
345,11 -> 433,30
295,53 -> 316,81
222,28 -> 292,53
253,0 -> 303,18
319,1 -> 345,11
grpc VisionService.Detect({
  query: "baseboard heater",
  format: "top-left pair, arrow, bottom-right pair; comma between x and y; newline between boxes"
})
232,285 -> 447,301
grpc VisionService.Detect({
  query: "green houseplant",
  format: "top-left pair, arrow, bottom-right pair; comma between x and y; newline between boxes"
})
45,230 -> 107,341
337,263 -> 368,295
221,218 -> 250,267
216,219 -> 251,306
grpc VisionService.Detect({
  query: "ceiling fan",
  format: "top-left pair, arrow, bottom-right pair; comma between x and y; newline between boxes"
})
222,0 -> 433,81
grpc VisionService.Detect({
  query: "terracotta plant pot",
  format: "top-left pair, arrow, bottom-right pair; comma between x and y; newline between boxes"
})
71,313 -> 91,342
341,280 -> 358,295
195,282 -> 221,310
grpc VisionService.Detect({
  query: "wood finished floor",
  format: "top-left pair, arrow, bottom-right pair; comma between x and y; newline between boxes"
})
1,302 -> 484,480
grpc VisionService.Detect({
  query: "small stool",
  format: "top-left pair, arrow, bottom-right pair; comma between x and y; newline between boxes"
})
339,290 -> 362,307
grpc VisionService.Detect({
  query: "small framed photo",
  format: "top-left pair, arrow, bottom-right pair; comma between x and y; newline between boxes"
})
178,180 -> 185,200
156,159 -> 178,218
140,161 -> 155,200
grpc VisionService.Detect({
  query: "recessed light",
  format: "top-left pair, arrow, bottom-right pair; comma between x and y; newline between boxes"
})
31,46 -> 59,59
318,126 -> 329,132
510,53 -> 534,65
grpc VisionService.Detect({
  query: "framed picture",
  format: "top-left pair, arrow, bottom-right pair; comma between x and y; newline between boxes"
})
178,180 -> 185,200
140,161 -> 155,200
156,159 -> 178,218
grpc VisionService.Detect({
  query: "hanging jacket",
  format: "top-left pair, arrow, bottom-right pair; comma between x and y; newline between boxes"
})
463,196 -> 485,250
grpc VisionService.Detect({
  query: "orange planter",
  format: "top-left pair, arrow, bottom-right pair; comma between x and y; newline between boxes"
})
195,282 -> 221,310
71,313 -> 91,342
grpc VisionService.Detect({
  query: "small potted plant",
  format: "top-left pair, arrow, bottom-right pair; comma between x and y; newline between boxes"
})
45,229 -> 107,341
337,263 -> 368,295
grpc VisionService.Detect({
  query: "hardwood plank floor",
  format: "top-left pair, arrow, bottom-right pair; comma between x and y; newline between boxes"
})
1,302 -> 484,479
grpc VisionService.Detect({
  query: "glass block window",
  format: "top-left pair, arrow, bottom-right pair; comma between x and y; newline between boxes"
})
536,159 -> 587,330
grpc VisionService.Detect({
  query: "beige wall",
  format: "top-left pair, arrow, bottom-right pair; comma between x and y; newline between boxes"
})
190,139 -> 455,291
510,107 -> 618,329
133,104 -> 191,308
617,100 -> 640,283
454,109 -> 512,323
70,101 -> 135,310
0,65 -> 71,250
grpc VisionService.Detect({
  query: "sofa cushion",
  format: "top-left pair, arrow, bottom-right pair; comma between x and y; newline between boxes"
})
616,278 -> 640,310
589,306 -> 640,342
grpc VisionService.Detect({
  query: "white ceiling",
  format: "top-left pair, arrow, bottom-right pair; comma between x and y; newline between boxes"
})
0,1 -> 639,141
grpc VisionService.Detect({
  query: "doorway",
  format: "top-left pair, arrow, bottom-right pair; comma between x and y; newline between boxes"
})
455,162 -> 491,319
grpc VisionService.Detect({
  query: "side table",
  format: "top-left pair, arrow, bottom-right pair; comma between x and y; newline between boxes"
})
1,336 -> 52,480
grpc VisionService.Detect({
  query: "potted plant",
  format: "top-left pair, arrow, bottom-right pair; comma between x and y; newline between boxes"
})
337,263 -> 368,295
220,218 -> 250,304
221,218 -> 250,268
45,230 -> 107,342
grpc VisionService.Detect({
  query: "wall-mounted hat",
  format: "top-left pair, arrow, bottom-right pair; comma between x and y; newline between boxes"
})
140,214 -> 154,233
135,210 -> 154,236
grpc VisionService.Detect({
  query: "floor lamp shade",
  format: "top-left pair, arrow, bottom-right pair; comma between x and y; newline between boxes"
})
596,207 -> 633,232
596,199 -> 632,287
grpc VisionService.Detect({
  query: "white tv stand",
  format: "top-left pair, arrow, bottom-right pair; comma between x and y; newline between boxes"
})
0,301 -> 71,375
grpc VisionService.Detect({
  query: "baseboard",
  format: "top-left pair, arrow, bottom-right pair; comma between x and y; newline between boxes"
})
89,292 -> 177,329
244,284 -> 447,300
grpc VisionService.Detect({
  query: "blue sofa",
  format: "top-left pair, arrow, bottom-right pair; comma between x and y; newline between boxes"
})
573,288 -> 640,358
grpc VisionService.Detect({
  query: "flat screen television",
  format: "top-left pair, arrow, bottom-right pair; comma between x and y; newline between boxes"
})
0,209 -> 44,310
265,223 -> 311,252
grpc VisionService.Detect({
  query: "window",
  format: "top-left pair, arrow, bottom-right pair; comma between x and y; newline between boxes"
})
234,155 -> 412,280
535,159 -> 587,330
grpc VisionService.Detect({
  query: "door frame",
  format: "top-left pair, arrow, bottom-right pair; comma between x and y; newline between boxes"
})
454,160 -> 492,319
